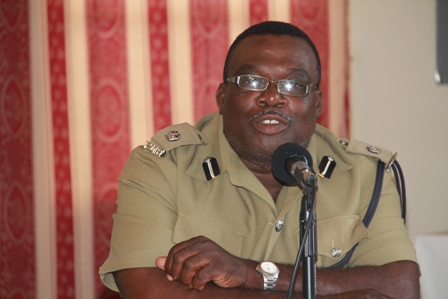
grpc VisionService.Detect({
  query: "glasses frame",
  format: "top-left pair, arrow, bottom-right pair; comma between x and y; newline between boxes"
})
227,74 -> 317,97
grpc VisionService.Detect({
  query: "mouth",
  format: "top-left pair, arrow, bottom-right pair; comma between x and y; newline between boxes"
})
261,119 -> 280,125
250,110 -> 292,135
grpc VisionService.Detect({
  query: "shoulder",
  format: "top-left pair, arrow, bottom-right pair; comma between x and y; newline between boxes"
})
139,113 -> 218,159
314,125 -> 397,169
122,119 -> 212,181
143,123 -> 205,158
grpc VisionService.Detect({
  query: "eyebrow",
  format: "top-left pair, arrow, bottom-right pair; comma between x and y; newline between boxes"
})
287,68 -> 311,80
232,64 -> 258,74
234,64 -> 311,79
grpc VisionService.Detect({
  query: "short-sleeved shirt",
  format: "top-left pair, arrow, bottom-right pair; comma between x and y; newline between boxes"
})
99,113 -> 417,291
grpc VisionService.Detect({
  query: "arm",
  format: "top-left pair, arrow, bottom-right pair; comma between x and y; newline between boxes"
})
114,267 -> 283,299
113,267 -> 396,299
113,236 -> 419,299
313,261 -> 419,298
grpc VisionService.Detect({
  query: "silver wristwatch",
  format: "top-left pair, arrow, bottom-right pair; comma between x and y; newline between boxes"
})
256,261 -> 280,291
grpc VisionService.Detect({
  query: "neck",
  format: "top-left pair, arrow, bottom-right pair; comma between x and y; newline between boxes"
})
240,158 -> 284,203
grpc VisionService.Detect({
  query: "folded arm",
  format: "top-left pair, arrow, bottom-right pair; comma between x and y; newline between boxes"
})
114,267 -> 406,299
112,236 -> 419,299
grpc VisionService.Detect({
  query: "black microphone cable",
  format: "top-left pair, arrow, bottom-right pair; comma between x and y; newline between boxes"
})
271,142 -> 318,299
286,181 -> 317,299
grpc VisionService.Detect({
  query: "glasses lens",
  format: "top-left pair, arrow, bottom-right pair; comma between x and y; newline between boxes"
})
279,80 -> 308,96
238,75 -> 268,91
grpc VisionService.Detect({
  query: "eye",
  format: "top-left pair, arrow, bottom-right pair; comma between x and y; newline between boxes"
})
239,75 -> 265,90
284,80 -> 307,92
244,75 -> 258,84
285,81 -> 305,89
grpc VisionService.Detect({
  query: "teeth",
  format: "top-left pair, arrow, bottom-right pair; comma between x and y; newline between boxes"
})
262,119 -> 279,124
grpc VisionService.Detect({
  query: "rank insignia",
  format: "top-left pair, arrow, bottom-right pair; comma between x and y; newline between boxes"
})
202,157 -> 220,181
165,130 -> 180,142
143,141 -> 166,157
366,145 -> 381,154
318,156 -> 336,179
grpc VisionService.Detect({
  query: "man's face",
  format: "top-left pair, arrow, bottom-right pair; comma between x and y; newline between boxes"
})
216,34 -> 322,171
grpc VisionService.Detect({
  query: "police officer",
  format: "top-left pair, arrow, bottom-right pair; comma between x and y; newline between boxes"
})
100,21 -> 419,299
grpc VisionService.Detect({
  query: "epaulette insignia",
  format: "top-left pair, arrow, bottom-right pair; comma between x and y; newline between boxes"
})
143,141 -> 166,157
366,145 -> 381,154
339,138 -> 398,171
144,123 -> 205,157
165,130 -> 180,142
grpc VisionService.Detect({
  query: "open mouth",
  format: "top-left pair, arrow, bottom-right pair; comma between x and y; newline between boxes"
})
251,111 -> 291,135
261,119 -> 280,124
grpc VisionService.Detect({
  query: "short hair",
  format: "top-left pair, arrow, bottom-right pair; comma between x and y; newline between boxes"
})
223,21 -> 321,88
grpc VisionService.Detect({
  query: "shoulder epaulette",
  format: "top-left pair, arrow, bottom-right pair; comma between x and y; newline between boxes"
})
337,138 -> 397,171
143,123 -> 206,157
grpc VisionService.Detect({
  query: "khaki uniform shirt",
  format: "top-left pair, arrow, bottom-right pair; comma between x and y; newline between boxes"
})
99,113 -> 417,291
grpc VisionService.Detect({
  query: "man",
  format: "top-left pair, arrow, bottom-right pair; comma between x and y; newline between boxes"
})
99,21 -> 419,298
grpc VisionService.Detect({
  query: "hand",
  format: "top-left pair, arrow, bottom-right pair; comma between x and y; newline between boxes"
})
155,236 -> 254,291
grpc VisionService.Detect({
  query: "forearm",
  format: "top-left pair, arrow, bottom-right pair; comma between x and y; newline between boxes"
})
251,260 -> 419,299
115,236 -> 419,299
114,261 -> 419,299
114,267 -> 296,299
113,267 -> 392,299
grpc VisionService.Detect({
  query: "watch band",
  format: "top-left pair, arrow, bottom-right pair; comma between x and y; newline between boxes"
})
256,261 -> 279,291
262,274 -> 278,291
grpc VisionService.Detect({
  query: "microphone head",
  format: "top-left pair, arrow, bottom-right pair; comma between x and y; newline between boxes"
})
271,143 -> 314,184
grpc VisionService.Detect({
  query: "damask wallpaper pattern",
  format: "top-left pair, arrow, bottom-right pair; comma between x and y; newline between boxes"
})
0,0 -> 348,298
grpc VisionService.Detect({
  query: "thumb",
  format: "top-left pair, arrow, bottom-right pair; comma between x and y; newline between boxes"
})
155,256 -> 167,270
155,256 -> 174,281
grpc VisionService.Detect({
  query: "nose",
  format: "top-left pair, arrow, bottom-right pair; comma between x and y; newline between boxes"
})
256,81 -> 286,107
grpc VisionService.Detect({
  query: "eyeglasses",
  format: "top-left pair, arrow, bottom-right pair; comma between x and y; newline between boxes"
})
227,75 -> 317,97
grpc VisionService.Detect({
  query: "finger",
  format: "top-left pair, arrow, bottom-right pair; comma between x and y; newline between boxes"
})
156,256 -> 174,281
168,245 -> 206,285
191,260 -> 247,290
164,237 -> 201,273
155,256 -> 166,270
155,256 -> 175,281
190,264 -> 215,291
177,254 -> 212,289
165,237 -> 208,279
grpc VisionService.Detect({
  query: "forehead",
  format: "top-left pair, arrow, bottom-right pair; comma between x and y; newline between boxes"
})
228,34 -> 317,79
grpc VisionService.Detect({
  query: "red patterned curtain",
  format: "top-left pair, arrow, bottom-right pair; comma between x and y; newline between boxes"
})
0,0 -> 348,298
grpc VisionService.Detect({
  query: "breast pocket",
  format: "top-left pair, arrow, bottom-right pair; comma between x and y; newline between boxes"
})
173,213 -> 244,257
316,215 -> 370,267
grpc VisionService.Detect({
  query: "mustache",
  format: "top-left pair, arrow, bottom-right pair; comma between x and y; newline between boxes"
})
249,110 -> 293,124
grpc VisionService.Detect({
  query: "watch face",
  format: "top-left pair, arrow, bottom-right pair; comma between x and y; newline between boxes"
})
261,262 -> 278,274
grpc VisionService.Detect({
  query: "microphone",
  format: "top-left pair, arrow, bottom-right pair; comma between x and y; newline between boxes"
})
271,143 -> 317,186
273,143 -> 318,299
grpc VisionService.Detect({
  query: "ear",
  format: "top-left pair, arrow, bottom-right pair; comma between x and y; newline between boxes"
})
215,83 -> 227,114
314,89 -> 323,120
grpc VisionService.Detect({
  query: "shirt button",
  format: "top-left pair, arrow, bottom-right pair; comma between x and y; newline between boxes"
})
338,139 -> 349,146
275,220 -> 284,232
331,247 -> 342,258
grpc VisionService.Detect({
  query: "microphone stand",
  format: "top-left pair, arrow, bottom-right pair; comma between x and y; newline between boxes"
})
272,144 -> 318,299
300,180 -> 317,299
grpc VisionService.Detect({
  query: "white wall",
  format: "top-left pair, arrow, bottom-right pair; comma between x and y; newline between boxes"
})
350,0 -> 448,242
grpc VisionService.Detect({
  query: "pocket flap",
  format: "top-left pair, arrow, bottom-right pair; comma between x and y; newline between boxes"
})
317,215 -> 370,261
